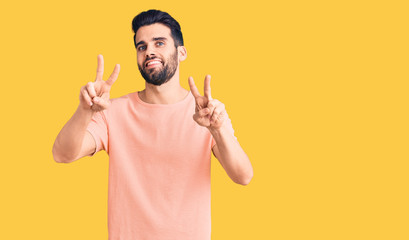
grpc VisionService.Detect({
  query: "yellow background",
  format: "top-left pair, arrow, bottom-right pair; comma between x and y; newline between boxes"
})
1,0 -> 408,239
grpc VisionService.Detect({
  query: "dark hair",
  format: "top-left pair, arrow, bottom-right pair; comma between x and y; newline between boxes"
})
132,9 -> 184,48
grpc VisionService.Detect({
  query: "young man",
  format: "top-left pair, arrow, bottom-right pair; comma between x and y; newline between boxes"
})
53,9 -> 253,240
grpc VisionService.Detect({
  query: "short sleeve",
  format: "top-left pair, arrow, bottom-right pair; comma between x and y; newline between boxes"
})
86,111 -> 109,154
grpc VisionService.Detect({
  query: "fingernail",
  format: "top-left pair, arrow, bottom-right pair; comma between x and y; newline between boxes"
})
89,102 -> 93,106
93,97 -> 99,103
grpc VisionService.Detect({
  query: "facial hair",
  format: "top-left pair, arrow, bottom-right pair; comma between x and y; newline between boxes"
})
138,49 -> 178,86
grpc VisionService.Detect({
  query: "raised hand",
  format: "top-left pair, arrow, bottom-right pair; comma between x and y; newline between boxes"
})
188,75 -> 227,130
79,54 -> 120,112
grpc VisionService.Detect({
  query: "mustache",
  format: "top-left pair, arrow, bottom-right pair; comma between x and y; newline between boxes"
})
146,55 -> 159,61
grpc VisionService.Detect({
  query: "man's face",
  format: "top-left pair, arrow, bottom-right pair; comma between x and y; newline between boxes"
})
135,23 -> 180,86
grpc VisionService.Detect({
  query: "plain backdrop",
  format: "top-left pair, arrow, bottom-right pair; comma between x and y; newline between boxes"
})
0,0 -> 408,239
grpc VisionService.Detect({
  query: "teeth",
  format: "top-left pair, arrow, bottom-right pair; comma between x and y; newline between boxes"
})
147,61 -> 161,66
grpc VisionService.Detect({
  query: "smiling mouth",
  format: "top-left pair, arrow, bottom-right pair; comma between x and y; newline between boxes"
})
145,59 -> 163,68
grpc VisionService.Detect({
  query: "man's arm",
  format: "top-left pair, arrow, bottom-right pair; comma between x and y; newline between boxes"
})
52,107 -> 96,163
188,75 -> 253,185
52,55 -> 120,163
211,127 -> 253,185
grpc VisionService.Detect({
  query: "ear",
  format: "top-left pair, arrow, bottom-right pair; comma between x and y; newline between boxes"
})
178,46 -> 187,62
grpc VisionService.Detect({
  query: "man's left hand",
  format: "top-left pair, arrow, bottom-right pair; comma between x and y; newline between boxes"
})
188,75 -> 226,130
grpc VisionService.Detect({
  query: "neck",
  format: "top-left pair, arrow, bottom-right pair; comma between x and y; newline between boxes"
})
139,71 -> 189,104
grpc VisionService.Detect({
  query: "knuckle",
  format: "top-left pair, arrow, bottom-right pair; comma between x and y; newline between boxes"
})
211,100 -> 220,107
82,89 -> 89,96
193,114 -> 199,121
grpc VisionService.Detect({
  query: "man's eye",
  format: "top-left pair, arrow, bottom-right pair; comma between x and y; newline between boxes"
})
138,46 -> 146,51
156,42 -> 164,46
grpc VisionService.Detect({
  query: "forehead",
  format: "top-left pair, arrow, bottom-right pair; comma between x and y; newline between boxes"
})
135,23 -> 173,43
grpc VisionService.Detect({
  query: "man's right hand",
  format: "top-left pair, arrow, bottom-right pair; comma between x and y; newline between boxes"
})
79,54 -> 120,112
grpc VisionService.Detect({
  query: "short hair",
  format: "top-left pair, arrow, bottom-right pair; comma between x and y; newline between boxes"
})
132,9 -> 184,48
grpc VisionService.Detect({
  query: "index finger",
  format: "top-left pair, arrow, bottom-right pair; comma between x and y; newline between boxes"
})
204,75 -> 212,100
188,76 -> 201,98
95,54 -> 104,81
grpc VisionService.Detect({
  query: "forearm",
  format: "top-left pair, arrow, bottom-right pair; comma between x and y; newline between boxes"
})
209,125 -> 253,185
52,106 -> 94,163
188,75 -> 253,184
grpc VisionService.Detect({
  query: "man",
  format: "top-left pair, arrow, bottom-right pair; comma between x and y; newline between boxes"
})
53,9 -> 253,240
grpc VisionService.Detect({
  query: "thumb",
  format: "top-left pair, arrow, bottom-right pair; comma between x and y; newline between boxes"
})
92,96 -> 110,110
197,107 -> 210,117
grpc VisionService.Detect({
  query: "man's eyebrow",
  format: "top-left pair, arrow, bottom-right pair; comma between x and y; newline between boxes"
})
135,37 -> 167,48
153,37 -> 167,41
135,40 -> 146,48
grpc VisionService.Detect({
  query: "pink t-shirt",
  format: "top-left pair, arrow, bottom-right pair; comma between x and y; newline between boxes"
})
87,91 -> 227,240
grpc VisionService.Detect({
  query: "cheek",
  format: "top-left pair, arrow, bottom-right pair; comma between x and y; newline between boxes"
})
137,55 -> 144,67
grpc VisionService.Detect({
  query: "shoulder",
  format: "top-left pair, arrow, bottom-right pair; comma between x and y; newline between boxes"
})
109,92 -> 138,108
111,92 -> 137,103
97,92 -> 138,120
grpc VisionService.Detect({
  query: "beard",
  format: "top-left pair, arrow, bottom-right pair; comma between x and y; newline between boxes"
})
138,50 -> 178,86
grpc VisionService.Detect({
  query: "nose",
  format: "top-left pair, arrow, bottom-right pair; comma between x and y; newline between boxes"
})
145,44 -> 156,58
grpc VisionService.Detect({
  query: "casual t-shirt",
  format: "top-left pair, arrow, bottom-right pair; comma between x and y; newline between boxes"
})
87,91 -> 232,240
